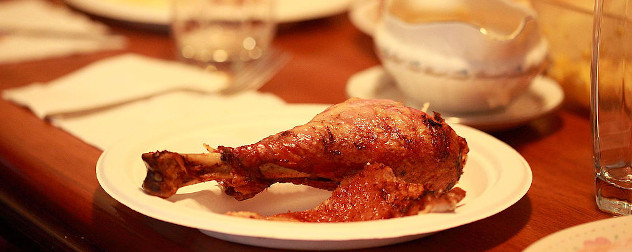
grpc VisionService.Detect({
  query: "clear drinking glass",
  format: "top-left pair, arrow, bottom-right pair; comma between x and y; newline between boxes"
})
591,0 -> 632,215
171,0 -> 275,68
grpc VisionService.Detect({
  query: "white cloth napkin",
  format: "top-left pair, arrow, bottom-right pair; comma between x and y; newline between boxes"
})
2,53 -> 292,150
0,0 -> 125,64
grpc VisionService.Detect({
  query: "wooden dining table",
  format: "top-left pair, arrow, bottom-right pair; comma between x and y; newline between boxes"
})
0,1 -> 614,251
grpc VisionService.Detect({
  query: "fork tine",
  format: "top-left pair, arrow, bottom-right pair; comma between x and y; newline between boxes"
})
220,48 -> 291,95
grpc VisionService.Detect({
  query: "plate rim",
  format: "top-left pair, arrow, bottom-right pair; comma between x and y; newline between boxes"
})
96,108 -> 532,244
65,0 -> 354,26
66,0 -> 167,26
524,215 -> 632,251
346,66 -> 564,131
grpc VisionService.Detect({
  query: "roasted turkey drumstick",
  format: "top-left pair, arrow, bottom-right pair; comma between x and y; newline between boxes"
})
142,98 -> 469,200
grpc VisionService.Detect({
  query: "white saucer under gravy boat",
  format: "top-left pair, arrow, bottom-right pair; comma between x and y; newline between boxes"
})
346,66 -> 563,131
374,0 -> 548,114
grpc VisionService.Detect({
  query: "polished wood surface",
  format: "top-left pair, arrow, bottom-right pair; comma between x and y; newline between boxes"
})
0,1 -> 612,251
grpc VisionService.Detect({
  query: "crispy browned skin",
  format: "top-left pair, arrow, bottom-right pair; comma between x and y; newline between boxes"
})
227,163 -> 466,222
142,98 -> 469,200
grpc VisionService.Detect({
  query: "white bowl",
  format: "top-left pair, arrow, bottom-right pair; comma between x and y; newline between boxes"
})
374,0 -> 548,113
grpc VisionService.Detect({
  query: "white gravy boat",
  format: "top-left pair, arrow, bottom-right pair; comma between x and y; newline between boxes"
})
374,0 -> 548,113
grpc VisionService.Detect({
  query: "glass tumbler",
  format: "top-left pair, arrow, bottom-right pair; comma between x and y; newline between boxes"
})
171,0 -> 276,67
591,0 -> 632,215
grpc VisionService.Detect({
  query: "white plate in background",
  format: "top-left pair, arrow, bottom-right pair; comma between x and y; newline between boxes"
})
66,0 -> 354,28
524,216 -> 632,252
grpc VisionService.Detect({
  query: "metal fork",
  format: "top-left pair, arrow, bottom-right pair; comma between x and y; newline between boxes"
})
220,48 -> 291,95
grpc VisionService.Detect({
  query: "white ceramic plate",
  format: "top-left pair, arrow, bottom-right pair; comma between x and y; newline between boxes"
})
65,0 -> 354,28
347,66 -> 564,131
97,106 -> 532,250
524,216 -> 632,252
